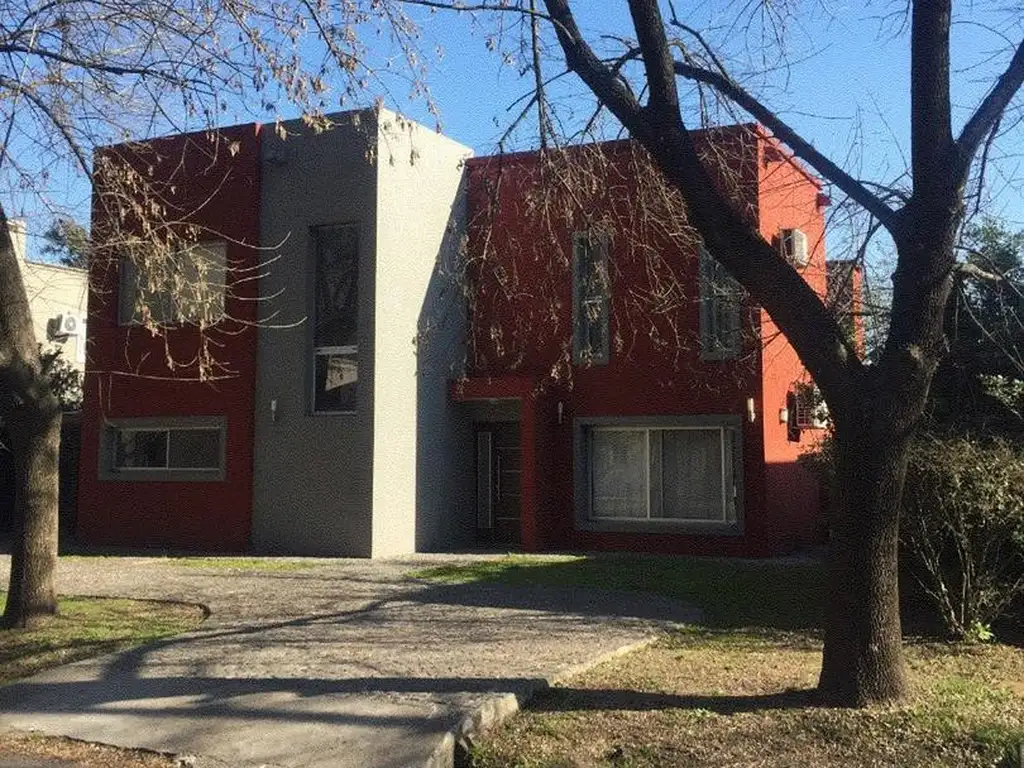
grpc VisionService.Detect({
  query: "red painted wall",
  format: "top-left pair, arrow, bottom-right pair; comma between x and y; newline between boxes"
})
77,125 -> 262,551
465,128 -> 827,556
756,138 -> 829,552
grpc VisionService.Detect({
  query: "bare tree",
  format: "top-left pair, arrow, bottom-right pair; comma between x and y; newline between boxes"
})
482,0 -> 1022,705
398,0 -> 1024,704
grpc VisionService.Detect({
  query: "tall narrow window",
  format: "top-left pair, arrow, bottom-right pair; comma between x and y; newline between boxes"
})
572,230 -> 611,365
118,241 -> 227,326
699,246 -> 742,360
312,225 -> 359,413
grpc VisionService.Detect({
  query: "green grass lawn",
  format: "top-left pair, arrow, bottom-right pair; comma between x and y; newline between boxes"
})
412,555 -> 1024,768
410,553 -> 826,630
0,592 -> 206,684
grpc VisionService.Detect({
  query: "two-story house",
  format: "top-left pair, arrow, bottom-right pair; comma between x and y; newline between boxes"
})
76,112 -> 828,557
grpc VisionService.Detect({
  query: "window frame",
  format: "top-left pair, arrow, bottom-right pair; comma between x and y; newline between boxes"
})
572,230 -> 611,366
698,246 -> 743,361
309,223 -> 360,416
794,382 -> 828,429
117,240 -> 228,327
99,416 -> 227,482
574,414 -> 744,535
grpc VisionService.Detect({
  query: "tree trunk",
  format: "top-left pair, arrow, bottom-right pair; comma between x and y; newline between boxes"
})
0,211 -> 62,628
818,404 -> 911,705
2,401 -> 61,628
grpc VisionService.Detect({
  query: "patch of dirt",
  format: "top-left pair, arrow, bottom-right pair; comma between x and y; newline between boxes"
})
0,731 -> 180,768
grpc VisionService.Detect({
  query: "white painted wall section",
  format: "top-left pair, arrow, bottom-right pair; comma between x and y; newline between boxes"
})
371,110 -> 472,557
11,219 -> 89,370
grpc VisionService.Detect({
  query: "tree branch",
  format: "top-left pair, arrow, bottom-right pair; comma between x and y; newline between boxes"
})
672,61 -> 898,231
541,0 -> 643,128
541,0 -> 859,398
956,38 -> 1024,176
626,0 -> 679,115
910,0 -> 954,200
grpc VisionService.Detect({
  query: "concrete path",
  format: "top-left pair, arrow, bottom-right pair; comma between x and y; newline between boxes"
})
0,555 -> 698,768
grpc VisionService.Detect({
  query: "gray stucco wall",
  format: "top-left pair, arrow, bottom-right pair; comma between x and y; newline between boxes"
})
252,113 -> 378,556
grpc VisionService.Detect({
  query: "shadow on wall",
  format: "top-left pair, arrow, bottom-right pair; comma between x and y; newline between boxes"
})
415,170 -> 475,553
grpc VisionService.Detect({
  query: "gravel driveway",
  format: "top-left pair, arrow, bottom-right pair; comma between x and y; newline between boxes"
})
0,554 -> 698,768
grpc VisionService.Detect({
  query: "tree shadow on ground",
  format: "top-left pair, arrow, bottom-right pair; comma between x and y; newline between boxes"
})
527,686 -> 820,714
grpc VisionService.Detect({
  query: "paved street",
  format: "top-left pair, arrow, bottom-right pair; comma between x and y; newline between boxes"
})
0,554 -> 697,767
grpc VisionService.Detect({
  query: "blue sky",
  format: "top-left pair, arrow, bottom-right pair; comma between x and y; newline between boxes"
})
13,0 -> 1024,259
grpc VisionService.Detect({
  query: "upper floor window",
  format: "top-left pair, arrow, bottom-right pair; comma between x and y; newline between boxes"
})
312,225 -> 359,414
699,246 -> 742,360
118,241 -> 227,326
572,230 -> 611,366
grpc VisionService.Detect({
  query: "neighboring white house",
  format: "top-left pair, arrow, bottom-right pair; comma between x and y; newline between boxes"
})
10,219 -> 89,370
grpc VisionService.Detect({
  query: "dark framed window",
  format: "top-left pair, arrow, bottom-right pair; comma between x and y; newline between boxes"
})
699,246 -> 743,360
572,230 -> 611,365
113,427 -> 222,471
101,417 -> 227,482
311,225 -> 359,414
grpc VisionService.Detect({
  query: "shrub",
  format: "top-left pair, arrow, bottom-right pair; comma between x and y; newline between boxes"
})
902,435 -> 1024,641
801,432 -> 1024,641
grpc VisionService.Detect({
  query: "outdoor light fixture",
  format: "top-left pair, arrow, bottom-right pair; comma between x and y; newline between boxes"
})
746,397 -> 756,423
557,401 -> 564,425
779,407 -> 789,424
270,398 -> 278,422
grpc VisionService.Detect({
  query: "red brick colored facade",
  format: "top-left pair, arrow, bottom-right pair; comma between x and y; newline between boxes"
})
459,127 -> 829,556
77,125 -> 262,551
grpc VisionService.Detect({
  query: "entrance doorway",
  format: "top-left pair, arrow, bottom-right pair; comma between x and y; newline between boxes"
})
475,421 -> 521,548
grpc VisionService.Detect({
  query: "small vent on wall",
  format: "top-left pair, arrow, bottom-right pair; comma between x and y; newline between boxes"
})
779,228 -> 809,268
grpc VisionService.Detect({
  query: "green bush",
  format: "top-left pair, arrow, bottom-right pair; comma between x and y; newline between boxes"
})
801,433 -> 1024,641
902,435 -> 1024,641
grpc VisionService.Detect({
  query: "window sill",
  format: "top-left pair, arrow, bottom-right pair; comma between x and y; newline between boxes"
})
100,469 -> 225,483
579,517 -> 743,537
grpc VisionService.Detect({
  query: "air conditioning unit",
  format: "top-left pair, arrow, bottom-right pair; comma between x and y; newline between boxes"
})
779,228 -> 809,267
50,313 -> 84,338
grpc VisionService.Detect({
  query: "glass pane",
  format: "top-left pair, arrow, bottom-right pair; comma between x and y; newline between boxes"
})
168,429 -> 222,469
313,226 -> 359,348
118,259 -> 139,325
114,430 -> 167,469
659,429 -> 725,520
573,231 -> 610,364
590,430 -> 647,518
175,242 -> 227,323
314,352 -> 358,413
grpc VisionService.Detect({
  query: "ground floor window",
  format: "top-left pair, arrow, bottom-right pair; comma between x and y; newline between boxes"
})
101,418 -> 226,481
577,417 -> 742,533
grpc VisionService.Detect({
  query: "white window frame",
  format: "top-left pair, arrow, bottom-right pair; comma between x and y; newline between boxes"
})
794,382 -> 829,429
574,415 -> 744,535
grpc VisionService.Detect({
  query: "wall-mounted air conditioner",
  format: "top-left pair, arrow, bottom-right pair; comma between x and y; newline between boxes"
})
48,313 -> 85,339
779,228 -> 809,267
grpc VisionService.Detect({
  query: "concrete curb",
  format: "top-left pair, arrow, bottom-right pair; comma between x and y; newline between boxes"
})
423,635 -> 663,768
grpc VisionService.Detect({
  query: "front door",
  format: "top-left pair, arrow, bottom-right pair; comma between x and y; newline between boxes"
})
475,422 -> 521,549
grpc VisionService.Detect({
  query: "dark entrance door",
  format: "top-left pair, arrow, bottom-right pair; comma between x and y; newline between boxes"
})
475,421 -> 521,549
